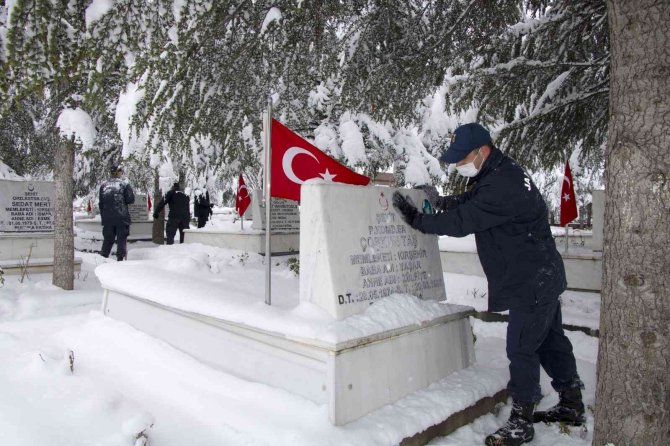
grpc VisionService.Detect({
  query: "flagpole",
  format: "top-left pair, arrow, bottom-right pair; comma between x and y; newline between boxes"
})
263,97 -> 273,306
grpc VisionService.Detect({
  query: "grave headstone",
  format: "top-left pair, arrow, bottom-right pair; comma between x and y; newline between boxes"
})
0,179 -> 54,232
128,194 -> 149,222
251,190 -> 300,233
300,183 -> 446,320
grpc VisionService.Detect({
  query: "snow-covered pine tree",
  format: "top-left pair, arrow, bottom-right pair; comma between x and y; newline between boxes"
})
1,0 -> 149,288
444,0 -> 609,171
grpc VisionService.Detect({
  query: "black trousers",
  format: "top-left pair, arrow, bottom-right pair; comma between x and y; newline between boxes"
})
100,224 -> 129,260
506,299 -> 582,403
166,218 -> 190,244
197,215 -> 209,228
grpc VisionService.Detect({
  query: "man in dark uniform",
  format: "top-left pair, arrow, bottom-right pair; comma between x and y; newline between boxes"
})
153,182 -> 190,244
99,164 -> 135,261
193,188 -> 213,228
393,123 -> 584,446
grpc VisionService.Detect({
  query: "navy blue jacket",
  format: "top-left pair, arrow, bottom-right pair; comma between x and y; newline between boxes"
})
155,188 -> 190,221
99,178 -> 135,226
415,148 -> 566,311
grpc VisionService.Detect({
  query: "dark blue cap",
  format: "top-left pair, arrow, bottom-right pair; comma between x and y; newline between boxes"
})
439,123 -> 492,164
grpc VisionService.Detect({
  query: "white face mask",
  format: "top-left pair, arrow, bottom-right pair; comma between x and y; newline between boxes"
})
456,149 -> 482,177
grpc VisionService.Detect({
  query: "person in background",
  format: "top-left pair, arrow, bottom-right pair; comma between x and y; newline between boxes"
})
153,182 -> 190,244
393,123 -> 584,446
193,187 -> 214,228
99,164 -> 135,261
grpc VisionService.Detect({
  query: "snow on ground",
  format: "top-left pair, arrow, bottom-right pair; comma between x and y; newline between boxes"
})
0,238 -> 600,445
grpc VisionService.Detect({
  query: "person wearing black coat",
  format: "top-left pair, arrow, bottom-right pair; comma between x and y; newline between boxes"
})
153,183 -> 190,244
99,165 -> 135,261
393,123 -> 584,446
193,188 -> 213,228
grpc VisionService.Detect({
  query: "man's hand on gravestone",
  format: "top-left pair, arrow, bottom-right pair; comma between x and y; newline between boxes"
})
392,191 -> 420,228
152,212 -> 159,219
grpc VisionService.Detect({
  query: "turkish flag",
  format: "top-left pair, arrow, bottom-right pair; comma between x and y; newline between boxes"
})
236,174 -> 251,217
87,199 -> 92,213
147,194 -> 152,212
560,160 -> 578,226
270,119 -> 370,201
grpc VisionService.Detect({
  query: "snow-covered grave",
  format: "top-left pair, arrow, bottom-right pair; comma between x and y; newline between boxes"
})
185,190 -> 299,255
76,194 -> 153,242
96,182 -> 505,433
0,179 -> 81,274
439,231 -> 603,292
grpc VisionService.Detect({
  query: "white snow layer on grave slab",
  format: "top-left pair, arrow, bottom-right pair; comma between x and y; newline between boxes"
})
300,182 -> 446,320
94,245 -> 463,345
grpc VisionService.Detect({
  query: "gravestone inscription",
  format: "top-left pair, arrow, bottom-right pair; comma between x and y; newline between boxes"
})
300,182 -> 446,320
0,180 -> 54,233
251,190 -> 300,233
128,194 -> 148,223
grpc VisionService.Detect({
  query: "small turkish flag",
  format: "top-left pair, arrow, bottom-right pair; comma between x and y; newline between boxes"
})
560,160 -> 578,227
270,119 -> 370,201
147,194 -> 152,212
87,199 -> 92,213
236,174 -> 251,217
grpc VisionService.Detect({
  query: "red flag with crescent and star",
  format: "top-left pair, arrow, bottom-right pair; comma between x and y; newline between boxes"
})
270,119 -> 370,201
236,174 -> 251,217
560,160 -> 578,227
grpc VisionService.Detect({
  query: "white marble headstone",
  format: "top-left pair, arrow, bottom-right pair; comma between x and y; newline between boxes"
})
128,194 -> 149,222
300,182 -> 446,320
0,179 -> 54,232
251,190 -> 300,233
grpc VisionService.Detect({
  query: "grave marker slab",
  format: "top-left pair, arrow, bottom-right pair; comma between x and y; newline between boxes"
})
128,194 -> 149,222
300,183 -> 445,320
251,190 -> 300,233
0,179 -> 54,233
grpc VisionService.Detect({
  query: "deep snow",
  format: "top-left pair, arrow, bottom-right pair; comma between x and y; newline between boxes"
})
0,239 -> 598,445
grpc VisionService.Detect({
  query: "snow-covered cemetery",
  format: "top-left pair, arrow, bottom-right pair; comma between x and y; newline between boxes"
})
0,1 -> 668,446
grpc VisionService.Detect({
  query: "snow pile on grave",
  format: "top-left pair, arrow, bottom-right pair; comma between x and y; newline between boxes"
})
95,243 -> 468,344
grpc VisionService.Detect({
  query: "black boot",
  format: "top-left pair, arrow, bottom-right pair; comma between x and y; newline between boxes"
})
485,401 -> 535,446
533,388 -> 585,425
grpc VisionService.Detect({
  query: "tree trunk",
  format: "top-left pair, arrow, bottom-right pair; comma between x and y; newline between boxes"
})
594,2 -> 670,445
151,169 -> 165,244
52,137 -> 75,290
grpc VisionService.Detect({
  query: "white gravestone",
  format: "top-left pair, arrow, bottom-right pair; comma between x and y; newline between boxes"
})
0,180 -> 54,232
128,194 -> 149,222
300,182 -> 446,320
0,179 -> 70,271
251,190 -> 300,233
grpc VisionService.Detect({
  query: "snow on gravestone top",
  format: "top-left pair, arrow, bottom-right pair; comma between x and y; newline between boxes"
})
251,189 -> 300,233
0,179 -> 54,233
300,182 -> 446,320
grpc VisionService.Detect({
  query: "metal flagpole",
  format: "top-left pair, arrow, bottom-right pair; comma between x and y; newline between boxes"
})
263,98 -> 273,306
